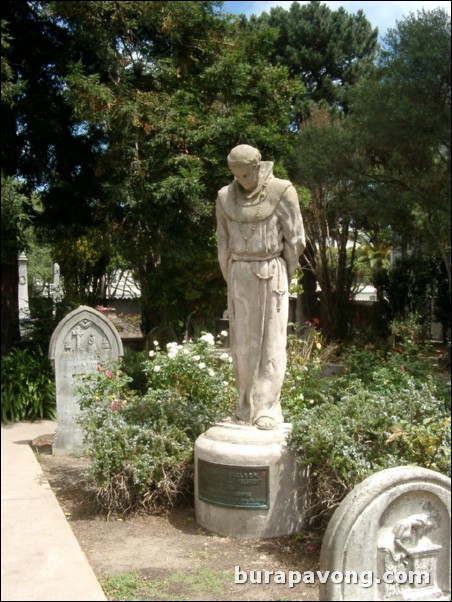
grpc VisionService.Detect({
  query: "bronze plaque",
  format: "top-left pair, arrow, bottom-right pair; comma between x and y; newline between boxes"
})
198,459 -> 269,509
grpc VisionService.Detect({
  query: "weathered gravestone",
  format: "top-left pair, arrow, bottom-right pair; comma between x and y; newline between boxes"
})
320,466 -> 451,601
49,305 -> 123,455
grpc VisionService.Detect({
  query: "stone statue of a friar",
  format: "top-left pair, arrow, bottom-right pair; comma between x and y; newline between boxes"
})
216,145 -> 306,430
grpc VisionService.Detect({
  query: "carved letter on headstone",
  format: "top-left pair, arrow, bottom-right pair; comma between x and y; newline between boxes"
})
49,306 -> 123,455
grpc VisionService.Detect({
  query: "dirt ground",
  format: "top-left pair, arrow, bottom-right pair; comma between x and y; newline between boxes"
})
37,451 -> 321,601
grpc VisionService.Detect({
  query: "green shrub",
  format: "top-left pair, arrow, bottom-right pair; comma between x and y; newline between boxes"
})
282,324 -> 341,414
76,329 -> 450,522
1,347 -> 56,423
390,312 -> 424,345
122,346 -> 148,394
76,333 -> 236,515
288,348 -> 451,530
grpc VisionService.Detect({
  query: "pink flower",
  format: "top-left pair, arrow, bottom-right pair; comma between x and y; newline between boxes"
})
97,365 -> 102,372
105,370 -> 112,378
111,401 -> 117,411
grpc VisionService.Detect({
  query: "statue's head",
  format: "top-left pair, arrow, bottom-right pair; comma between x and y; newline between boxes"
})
227,144 -> 261,167
227,145 -> 261,192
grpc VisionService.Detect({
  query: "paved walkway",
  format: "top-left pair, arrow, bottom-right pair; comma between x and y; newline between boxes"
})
1,421 -> 106,601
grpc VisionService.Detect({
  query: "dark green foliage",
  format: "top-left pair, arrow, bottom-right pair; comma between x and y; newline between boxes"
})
1,347 -> 56,423
287,345 -> 451,529
38,1 -> 301,332
349,8 -> 451,300
248,0 -> 378,122
2,2 -> 450,354
381,254 -> 451,328
1,176 -> 36,353
121,347 -> 148,394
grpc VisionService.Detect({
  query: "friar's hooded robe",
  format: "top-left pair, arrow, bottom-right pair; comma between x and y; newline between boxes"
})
216,161 -> 306,426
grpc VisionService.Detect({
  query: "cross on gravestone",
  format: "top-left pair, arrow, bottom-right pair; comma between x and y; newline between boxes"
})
49,305 -> 123,455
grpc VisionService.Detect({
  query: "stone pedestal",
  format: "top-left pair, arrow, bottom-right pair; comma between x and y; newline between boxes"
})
194,422 -> 309,538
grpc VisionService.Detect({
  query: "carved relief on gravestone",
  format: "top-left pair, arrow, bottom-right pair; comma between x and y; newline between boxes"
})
49,305 -> 123,455
377,496 -> 447,601
319,466 -> 451,601
62,319 -> 111,357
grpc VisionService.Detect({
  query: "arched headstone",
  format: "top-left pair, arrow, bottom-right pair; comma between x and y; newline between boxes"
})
49,305 -> 123,455
320,466 -> 450,601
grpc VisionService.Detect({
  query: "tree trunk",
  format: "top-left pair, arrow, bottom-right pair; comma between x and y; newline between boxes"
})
299,247 -> 319,326
1,255 -> 20,354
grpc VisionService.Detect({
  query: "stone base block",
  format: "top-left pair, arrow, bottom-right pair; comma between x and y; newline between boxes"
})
194,422 -> 309,538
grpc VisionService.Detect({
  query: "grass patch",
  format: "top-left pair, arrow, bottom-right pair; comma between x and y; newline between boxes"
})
101,572 -> 148,601
101,568 -> 232,601
169,567 -> 232,597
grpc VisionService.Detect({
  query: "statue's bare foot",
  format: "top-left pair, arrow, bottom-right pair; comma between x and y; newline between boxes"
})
253,416 -> 278,430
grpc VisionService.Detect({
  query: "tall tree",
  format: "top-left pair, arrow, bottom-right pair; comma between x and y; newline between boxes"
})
1,1 -> 113,352
0,177 -> 35,353
247,0 -> 378,125
54,1 -> 302,334
247,1 -> 378,339
288,109 -> 376,340
1,13 -> 38,353
350,8 -> 451,303
2,1 -> 304,340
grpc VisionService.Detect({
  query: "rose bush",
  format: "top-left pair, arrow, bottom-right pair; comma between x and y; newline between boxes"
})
76,333 -> 235,514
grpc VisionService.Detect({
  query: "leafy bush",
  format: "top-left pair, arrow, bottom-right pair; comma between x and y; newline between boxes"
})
122,346 -> 148,394
389,312 -> 425,346
76,333 -> 235,515
76,328 -> 450,523
288,347 -> 451,530
282,322 -> 341,413
19,295 -> 59,351
1,347 -> 56,423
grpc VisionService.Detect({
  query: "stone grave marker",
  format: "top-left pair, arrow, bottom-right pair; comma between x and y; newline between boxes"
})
319,466 -> 451,601
49,305 -> 123,455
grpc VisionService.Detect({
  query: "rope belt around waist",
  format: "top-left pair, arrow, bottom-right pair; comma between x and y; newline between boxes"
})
230,252 -> 281,262
230,252 -> 286,313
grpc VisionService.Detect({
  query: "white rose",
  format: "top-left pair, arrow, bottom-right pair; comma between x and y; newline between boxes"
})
200,333 -> 215,345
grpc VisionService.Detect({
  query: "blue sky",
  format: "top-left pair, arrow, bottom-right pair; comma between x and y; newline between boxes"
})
222,1 -> 451,38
